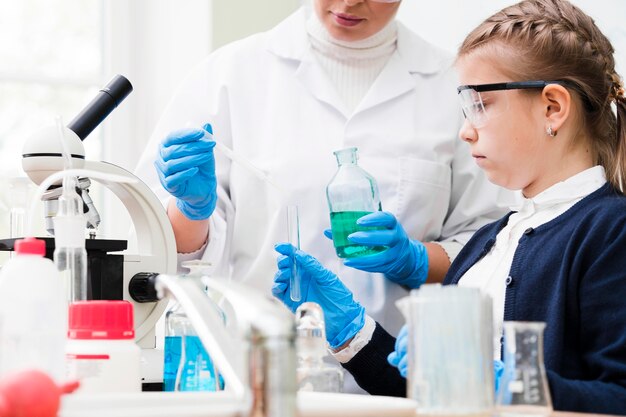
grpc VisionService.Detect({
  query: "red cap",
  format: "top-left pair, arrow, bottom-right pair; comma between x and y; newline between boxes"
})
68,301 -> 135,340
14,237 -> 45,256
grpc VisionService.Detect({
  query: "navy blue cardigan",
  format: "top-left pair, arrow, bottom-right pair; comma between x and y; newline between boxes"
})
344,183 -> 626,414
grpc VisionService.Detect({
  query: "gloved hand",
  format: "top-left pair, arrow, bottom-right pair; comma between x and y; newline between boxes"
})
387,325 -> 408,377
494,359 -> 504,394
154,123 -> 217,220
326,211 -> 428,289
273,243 -> 366,349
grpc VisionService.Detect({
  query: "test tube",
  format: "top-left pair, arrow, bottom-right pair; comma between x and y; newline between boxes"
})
287,205 -> 301,302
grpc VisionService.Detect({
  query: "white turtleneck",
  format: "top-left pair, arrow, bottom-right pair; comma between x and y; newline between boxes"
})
306,12 -> 398,114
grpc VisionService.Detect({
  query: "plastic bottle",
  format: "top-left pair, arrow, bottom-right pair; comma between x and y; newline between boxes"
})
0,237 -> 67,382
295,302 -> 343,392
326,147 -> 385,258
163,261 -> 223,392
65,300 -> 141,393
53,175 -> 88,301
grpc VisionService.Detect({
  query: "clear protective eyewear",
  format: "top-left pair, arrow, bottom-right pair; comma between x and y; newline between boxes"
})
457,81 -> 568,128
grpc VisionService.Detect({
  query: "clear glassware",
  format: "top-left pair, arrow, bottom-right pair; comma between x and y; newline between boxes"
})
397,284 -> 494,415
496,321 -> 552,416
163,261 -> 224,392
326,147 -> 384,259
53,176 -> 88,301
7,177 -> 31,240
286,205 -> 301,301
295,302 -> 343,393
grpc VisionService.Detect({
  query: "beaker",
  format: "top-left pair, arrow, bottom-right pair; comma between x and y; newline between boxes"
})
496,321 -> 552,416
397,284 -> 494,415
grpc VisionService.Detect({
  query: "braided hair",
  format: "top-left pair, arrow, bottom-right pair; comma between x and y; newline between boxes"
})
458,0 -> 626,192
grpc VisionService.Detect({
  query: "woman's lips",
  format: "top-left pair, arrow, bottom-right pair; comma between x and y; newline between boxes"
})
331,12 -> 365,27
472,154 -> 487,166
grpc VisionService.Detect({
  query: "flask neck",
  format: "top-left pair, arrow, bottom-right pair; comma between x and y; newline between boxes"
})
334,147 -> 358,167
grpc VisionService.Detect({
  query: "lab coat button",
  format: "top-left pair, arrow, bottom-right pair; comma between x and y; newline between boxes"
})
523,227 -> 534,235
506,276 -> 514,286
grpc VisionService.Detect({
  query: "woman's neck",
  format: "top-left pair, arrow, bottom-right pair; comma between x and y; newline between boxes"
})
306,12 -> 397,61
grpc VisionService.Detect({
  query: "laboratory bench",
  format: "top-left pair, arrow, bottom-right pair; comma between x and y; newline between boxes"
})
58,390 -> 625,417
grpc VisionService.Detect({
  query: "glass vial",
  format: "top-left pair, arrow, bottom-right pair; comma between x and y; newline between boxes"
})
496,321 -> 552,416
163,261 -> 223,392
287,205 -> 301,302
53,176 -> 88,301
295,302 -> 344,393
326,147 -> 384,258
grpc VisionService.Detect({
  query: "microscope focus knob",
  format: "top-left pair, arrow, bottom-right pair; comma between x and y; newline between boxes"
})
128,273 -> 159,303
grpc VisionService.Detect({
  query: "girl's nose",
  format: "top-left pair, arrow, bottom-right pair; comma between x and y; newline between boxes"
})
459,118 -> 478,143
344,0 -> 365,6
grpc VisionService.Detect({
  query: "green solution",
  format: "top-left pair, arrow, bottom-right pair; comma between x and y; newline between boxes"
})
330,211 -> 387,258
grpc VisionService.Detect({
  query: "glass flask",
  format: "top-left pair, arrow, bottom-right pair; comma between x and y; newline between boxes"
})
295,302 -> 343,393
326,147 -> 384,258
163,261 -> 224,392
496,321 -> 552,416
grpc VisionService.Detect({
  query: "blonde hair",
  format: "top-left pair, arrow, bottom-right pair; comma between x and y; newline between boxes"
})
458,0 -> 626,192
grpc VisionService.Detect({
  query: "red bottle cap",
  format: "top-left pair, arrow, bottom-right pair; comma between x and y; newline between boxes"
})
68,301 -> 135,340
14,237 -> 45,256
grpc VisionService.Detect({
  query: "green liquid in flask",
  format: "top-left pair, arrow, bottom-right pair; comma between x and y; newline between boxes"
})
330,211 -> 387,258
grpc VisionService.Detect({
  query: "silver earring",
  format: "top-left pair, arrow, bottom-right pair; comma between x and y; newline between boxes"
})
546,125 -> 556,137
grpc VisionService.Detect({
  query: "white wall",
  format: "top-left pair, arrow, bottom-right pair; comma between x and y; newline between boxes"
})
396,0 -> 626,75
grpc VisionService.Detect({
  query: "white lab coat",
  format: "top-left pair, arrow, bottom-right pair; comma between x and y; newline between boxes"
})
135,6 -> 507,369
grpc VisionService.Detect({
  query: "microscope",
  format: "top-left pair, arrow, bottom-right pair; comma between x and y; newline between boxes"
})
0,75 -> 177,389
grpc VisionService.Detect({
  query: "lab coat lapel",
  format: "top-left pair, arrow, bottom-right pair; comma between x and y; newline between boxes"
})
352,52 -> 414,115
294,54 -> 350,117
266,8 -> 349,118
266,11 -> 450,119
353,22 -> 451,116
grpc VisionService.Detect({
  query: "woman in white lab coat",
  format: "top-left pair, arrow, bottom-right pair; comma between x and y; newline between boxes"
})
135,0 -> 506,390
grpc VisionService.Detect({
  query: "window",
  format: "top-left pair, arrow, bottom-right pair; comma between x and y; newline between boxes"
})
0,0 -> 104,261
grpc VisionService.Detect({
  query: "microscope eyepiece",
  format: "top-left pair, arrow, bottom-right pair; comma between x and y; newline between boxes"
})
67,74 -> 133,140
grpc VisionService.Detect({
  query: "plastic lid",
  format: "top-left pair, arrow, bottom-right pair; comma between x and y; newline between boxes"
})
68,300 -> 135,340
14,237 -> 45,256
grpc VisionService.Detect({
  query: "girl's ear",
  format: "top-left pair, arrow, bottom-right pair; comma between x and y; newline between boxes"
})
541,84 -> 572,133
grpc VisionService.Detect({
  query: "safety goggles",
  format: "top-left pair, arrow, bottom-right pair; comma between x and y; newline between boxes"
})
457,81 -> 569,128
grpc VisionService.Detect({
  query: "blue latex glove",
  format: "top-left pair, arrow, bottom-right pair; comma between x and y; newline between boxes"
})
273,243 -> 366,349
494,359 -> 504,394
154,123 -> 217,220
387,325 -> 408,377
326,211 -> 428,289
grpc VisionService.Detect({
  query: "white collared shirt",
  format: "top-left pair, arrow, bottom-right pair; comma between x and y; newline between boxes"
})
459,166 -> 607,358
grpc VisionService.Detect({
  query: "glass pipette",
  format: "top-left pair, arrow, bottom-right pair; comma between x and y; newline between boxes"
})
203,129 -> 302,301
